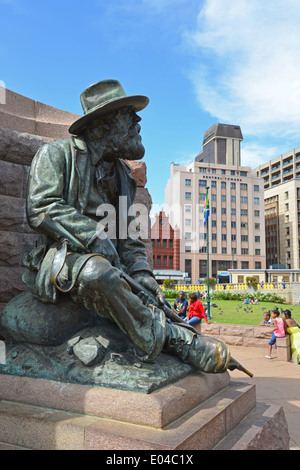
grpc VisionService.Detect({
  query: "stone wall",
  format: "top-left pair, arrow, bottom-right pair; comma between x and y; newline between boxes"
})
199,323 -> 273,348
0,88 -> 153,315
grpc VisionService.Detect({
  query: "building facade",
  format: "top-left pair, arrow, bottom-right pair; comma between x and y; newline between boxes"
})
165,159 -> 266,284
151,210 -> 180,271
256,147 -> 300,269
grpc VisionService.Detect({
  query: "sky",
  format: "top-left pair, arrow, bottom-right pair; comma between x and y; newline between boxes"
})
1,0 -> 300,211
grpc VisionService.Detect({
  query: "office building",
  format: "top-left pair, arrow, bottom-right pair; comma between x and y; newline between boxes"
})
165,157 -> 266,285
256,146 -> 300,269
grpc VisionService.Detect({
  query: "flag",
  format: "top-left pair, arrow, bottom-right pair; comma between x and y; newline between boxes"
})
203,190 -> 209,225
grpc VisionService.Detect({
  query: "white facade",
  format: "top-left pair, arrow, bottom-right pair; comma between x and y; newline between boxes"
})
165,161 -> 266,284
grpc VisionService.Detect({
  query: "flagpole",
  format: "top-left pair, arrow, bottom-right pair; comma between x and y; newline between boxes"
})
206,186 -> 211,319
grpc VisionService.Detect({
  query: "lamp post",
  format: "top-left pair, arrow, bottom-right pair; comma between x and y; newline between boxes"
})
205,187 -> 211,319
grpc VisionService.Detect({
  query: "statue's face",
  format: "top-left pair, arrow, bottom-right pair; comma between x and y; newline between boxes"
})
113,108 -> 145,160
85,107 -> 145,161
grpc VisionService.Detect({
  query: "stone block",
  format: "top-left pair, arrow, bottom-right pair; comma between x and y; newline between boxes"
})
0,267 -> 25,304
276,335 -> 290,348
0,372 -> 230,429
221,325 -> 254,337
0,232 -> 22,267
0,400 -> 98,450
125,160 -> 147,187
0,195 -> 31,233
253,326 -> 273,339
201,323 -> 220,335
0,125 -> 51,166
0,160 -> 24,198
219,335 -> 244,346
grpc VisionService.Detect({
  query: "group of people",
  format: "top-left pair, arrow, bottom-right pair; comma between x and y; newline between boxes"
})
259,308 -> 300,363
172,291 -> 210,326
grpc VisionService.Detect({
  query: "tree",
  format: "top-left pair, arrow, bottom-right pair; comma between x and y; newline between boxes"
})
246,276 -> 258,291
163,279 -> 173,289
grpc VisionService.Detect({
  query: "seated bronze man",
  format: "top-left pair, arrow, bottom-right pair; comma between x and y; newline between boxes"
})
22,79 -> 248,375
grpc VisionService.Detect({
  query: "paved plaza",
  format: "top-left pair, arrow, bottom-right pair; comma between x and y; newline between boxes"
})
229,345 -> 300,450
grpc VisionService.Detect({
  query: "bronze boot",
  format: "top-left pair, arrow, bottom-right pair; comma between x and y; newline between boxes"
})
164,322 -> 231,374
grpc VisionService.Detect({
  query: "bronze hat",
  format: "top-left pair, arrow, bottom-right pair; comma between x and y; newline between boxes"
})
69,79 -> 149,135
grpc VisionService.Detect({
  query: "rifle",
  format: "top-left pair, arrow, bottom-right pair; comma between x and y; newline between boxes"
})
34,212 -> 253,378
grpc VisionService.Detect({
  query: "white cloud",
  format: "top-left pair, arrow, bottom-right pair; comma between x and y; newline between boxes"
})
184,0 -> 300,137
241,142 -> 281,169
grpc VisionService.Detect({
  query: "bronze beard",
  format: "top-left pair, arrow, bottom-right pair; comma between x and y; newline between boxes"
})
82,107 -> 145,163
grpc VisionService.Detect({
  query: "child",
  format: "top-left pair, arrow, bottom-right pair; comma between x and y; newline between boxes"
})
259,311 -> 274,326
265,308 -> 285,359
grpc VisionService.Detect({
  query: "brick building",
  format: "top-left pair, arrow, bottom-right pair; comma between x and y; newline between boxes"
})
151,210 -> 180,271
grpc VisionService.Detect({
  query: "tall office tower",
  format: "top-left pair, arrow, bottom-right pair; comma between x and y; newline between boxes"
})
256,146 -> 300,269
164,124 -> 265,284
196,123 -> 243,166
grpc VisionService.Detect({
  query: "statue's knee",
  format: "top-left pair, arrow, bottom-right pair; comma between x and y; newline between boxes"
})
78,257 -> 117,291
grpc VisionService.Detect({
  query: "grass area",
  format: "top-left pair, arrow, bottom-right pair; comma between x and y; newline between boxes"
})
166,298 -> 300,326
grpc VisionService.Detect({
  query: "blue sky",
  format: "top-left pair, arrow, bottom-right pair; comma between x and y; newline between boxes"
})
1,0 -> 300,209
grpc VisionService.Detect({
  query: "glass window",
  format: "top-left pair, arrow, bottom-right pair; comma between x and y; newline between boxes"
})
211,181 -> 216,187
199,180 -> 206,187
254,185 -> 259,191
241,196 -> 248,203
185,192 -> 191,199
240,183 -> 248,190
254,197 -> 260,204
221,182 -> 226,188
185,179 -> 191,186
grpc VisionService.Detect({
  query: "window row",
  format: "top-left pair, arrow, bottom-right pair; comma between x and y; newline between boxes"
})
185,192 -> 260,205
151,239 -> 173,248
153,255 -> 173,267
185,180 -> 260,191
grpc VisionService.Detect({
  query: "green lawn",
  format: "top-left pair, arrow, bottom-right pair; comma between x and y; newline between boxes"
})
166,298 -> 300,326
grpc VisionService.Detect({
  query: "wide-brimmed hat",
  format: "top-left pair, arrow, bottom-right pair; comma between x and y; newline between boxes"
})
69,79 -> 149,135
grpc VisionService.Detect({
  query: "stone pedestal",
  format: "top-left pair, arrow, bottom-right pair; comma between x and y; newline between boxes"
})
0,372 -> 290,450
276,335 -> 291,362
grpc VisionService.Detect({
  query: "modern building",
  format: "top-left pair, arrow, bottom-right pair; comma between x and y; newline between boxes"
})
196,123 -> 243,166
165,129 -> 266,284
256,146 -> 300,269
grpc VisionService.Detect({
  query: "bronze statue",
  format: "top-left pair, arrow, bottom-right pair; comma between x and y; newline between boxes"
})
2,80 -> 252,384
